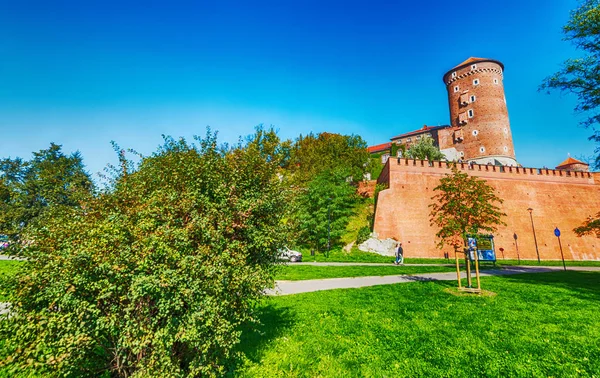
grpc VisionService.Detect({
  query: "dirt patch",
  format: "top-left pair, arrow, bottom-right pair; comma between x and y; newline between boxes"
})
443,287 -> 497,297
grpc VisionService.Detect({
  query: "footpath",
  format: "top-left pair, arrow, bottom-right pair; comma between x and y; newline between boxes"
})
268,265 -> 600,296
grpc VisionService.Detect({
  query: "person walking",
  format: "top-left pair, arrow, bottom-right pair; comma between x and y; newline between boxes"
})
395,242 -> 404,265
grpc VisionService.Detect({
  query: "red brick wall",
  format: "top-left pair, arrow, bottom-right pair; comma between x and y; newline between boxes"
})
442,60 -> 516,162
374,159 -> 600,261
357,180 -> 377,197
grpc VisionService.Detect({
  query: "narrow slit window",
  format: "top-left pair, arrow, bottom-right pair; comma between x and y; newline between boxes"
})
454,86 -> 459,93
468,109 -> 474,118
471,64 -> 477,70
470,95 -> 476,103
473,78 -> 480,86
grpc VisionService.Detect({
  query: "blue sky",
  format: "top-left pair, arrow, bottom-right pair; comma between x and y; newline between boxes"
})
0,0 -> 594,177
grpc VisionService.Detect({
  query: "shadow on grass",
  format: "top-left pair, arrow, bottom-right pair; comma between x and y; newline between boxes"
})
226,301 -> 294,376
496,270 -> 600,300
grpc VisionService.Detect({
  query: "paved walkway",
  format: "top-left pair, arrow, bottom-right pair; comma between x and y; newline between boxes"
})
296,262 -> 455,267
268,266 -> 600,296
0,255 -> 26,261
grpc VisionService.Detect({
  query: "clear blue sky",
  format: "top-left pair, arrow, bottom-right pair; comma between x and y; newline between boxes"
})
0,0 -> 594,177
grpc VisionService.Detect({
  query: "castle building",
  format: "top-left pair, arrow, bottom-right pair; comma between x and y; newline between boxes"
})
371,57 -> 519,166
440,57 -> 517,166
367,57 -> 600,261
555,156 -> 589,172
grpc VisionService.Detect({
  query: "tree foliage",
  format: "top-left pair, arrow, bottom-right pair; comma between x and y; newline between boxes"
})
284,132 -> 369,250
405,136 -> 445,161
288,132 -> 370,185
540,0 -> 600,168
295,168 -> 359,251
574,212 -> 600,237
0,128 -> 292,377
0,143 -> 94,243
429,166 -> 506,250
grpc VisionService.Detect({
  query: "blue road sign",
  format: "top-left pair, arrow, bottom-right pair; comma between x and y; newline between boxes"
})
554,227 -> 561,237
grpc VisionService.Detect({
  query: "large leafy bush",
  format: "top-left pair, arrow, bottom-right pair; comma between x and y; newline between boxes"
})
0,129 -> 291,377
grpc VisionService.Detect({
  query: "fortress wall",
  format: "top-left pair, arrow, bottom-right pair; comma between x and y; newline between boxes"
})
374,159 -> 600,260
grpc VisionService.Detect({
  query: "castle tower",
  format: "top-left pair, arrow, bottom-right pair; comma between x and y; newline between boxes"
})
442,57 -> 517,166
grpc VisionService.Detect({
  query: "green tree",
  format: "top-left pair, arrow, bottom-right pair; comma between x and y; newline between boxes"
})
296,168 -> 359,251
0,128 -> 292,377
289,132 -> 370,184
540,0 -> 600,168
429,166 -> 506,252
0,143 -> 94,244
405,136 -> 445,161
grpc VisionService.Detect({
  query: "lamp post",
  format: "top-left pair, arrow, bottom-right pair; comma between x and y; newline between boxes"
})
527,208 -> 541,263
327,197 -> 332,258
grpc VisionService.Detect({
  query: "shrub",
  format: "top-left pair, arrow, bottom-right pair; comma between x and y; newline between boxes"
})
356,226 -> 371,245
0,129 -> 291,377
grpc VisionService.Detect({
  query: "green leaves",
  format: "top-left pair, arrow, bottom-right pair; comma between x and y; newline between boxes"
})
405,135 -> 445,161
539,0 -> 600,169
1,128 -> 292,377
0,143 -> 94,247
429,166 -> 506,250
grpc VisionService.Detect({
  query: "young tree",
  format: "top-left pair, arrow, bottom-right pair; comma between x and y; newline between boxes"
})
405,135 -> 446,161
429,166 -> 506,289
540,0 -> 600,169
0,128 -> 292,377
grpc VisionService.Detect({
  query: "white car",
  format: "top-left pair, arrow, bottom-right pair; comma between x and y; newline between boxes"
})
279,247 -> 303,262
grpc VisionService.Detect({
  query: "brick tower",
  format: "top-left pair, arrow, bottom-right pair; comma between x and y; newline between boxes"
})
442,57 -> 517,166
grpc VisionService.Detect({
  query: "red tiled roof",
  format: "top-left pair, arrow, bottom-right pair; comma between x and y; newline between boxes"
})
367,142 -> 391,154
453,57 -> 487,69
556,156 -> 588,168
390,125 -> 449,141
443,57 -> 505,80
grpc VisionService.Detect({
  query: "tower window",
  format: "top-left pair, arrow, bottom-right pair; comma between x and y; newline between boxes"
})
454,86 -> 459,93
503,128 -> 508,134
452,72 -> 457,78
504,146 -> 509,152
473,78 -> 480,86
470,95 -> 476,103
471,64 -> 477,70
494,78 -> 499,85
480,146 -> 486,153
459,151 -> 465,157
468,109 -> 474,118
472,130 -> 479,136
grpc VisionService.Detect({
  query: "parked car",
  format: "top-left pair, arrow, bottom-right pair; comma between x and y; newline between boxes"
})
279,247 -> 303,263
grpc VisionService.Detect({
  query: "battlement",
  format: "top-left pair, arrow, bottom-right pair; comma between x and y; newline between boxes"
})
378,158 -> 596,187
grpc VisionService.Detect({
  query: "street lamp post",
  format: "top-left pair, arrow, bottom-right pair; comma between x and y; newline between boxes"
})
527,208 -> 541,263
327,198 -> 332,258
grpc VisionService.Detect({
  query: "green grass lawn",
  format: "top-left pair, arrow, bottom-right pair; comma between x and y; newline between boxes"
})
232,271 -> 600,377
275,265 -> 462,280
0,260 -> 23,301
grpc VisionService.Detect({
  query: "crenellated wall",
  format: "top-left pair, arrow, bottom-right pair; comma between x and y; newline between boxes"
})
374,158 -> 600,261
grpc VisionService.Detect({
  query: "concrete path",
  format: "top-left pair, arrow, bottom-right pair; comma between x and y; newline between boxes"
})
268,266 -> 600,296
296,262 -> 455,267
0,255 -> 26,261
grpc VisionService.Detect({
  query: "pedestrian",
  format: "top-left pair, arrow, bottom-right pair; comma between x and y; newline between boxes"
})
395,242 -> 404,265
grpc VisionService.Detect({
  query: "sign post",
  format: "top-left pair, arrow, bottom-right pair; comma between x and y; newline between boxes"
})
554,227 -> 567,271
